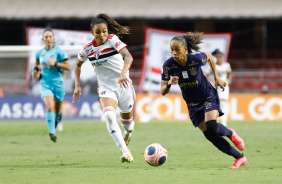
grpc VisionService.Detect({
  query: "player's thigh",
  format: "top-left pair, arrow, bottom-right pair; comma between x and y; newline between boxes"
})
117,84 -> 135,115
99,97 -> 118,110
198,120 -> 207,132
54,85 -> 65,102
205,110 -> 219,122
42,96 -> 55,111
98,86 -> 118,110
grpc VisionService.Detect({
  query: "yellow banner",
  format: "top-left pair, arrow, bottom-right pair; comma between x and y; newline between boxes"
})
135,94 -> 282,121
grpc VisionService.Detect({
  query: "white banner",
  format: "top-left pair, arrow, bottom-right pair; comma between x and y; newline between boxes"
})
26,27 -> 96,95
138,27 -> 232,93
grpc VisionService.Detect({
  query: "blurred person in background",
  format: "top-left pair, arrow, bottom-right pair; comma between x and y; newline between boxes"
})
205,49 -> 232,126
32,28 -> 70,142
161,32 -> 246,168
72,14 -> 136,163
55,71 -> 67,132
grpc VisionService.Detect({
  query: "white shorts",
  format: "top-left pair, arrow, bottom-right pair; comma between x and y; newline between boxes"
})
218,84 -> 229,101
98,83 -> 136,113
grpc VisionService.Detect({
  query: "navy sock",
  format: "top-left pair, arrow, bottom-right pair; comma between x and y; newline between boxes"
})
203,131 -> 243,159
216,123 -> 232,138
206,120 -> 232,138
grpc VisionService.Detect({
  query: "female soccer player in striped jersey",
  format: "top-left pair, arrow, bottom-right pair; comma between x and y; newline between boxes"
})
32,28 -> 71,142
161,32 -> 246,168
206,49 -> 232,126
72,14 -> 135,163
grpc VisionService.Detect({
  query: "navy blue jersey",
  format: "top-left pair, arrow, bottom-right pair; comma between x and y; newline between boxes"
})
161,52 -> 218,103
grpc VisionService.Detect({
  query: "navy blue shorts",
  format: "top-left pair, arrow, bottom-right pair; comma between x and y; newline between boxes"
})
187,96 -> 224,127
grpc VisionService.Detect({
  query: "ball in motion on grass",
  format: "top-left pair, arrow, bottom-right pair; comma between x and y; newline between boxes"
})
144,143 -> 167,166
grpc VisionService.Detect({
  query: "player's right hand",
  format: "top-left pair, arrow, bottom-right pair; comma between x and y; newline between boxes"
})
170,76 -> 179,85
72,86 -> 82,103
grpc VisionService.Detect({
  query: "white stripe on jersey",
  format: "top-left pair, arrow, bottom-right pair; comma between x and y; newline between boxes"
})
78,34 -> 130,91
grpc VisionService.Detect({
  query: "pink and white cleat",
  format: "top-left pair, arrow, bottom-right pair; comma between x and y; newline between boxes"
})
120,153 -> 134,163
230,155 -> 247,168
229,129 -> 245,151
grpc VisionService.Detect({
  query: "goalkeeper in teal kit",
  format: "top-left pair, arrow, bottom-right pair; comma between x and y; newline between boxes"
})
32,28 -> 70,142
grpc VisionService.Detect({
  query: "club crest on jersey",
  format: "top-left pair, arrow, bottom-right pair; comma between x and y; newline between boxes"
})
93,49 -> 101,59
190,67 -> 197,75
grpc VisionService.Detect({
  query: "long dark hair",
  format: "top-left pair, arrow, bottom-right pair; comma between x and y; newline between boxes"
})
171,32 -> 204,54
90,13 -> 130,38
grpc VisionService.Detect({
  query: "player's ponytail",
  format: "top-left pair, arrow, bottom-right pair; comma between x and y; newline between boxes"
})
171,32 -> 204,54
90,13 -> 130,38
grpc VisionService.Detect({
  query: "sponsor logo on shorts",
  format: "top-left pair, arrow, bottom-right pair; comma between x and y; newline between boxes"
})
204,102 -> 212,109
190,102 -> 200,106
100,91 -> 106,95
128,105 -> 132,109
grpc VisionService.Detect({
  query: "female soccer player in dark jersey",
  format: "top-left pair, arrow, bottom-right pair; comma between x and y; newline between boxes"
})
161,32 -> 247,168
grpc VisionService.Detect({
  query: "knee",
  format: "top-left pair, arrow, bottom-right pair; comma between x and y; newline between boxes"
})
205,120 -> 218,134
45,104 -> 54,112
103,106 -> 116,123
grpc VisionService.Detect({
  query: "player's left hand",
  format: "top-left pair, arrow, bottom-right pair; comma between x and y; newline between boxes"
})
118,72 -> 130,88
215,78 -> 226,91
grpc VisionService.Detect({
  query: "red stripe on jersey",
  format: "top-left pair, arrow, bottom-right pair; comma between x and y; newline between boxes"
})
88,53 -> 94,56
83,42 -> 93,50
118,45 -> 127,52
108,34 -> 114,39
92,38 -> 97,47
151,67 -> 162,74
77,58 -> 84,63
101,48 -> 114,53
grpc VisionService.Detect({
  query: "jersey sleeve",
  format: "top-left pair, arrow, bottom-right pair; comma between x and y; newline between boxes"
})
161,62 -> 171,81
58,48 -> 68,62
109,34 -> 127,52
77,47 -> 88,62
198,53 -> 208,66
226,63 -> 232,72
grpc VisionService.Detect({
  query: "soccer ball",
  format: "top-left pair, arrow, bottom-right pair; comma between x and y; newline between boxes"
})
144,143 -> 168,166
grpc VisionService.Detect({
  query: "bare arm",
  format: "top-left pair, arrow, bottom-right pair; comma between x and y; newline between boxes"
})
119,47 -> 133,88
31,60 -> 41,79
47,59 -> 71,71
161,76 -> 179,96
72,58 -> 83,103
205,52 -> 226,91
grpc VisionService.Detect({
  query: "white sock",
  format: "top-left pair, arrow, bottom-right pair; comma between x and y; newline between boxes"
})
220,100 -> 229,127
120,117 -> 135,134
103,106 -> 129,154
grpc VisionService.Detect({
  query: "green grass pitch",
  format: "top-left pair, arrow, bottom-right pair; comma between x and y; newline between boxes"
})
0,120 -> 282,184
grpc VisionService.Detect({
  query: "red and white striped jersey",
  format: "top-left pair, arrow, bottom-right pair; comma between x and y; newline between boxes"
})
206,62 -> 232,83
77,34 -> 130,90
